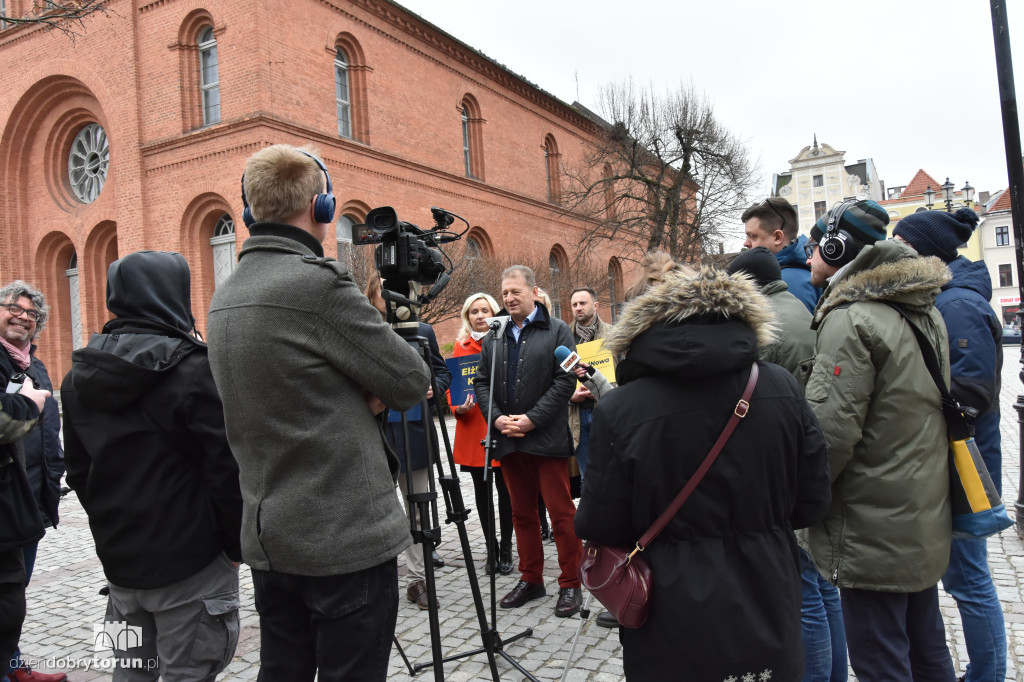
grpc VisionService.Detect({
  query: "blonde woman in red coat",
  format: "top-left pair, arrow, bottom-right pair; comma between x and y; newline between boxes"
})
448,292 -> 514,575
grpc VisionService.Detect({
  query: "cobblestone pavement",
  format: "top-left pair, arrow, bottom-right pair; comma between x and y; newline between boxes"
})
15,357 -> 1024,680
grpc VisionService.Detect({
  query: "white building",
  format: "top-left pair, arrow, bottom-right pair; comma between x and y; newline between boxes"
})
771,136 -> 884,235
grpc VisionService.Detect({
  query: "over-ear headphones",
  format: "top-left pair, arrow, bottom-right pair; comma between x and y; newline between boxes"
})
241,150 -> 336,228
818,200 -> 857,267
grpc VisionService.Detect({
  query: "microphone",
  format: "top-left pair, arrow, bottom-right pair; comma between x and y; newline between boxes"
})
486,316 -> 511,336
555,345 -> 595,376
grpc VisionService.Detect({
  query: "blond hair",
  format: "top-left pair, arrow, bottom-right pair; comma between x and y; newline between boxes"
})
624,251 -> 696,301
456,292 -> 500,344
243,144 -> 326,224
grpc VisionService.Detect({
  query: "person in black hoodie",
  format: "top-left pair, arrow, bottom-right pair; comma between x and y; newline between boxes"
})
62,251 -> 243,681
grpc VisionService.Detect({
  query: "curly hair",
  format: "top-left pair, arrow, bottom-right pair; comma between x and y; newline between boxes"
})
0,280 -> 49,338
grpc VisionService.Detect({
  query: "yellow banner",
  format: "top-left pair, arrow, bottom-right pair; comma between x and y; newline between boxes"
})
576,339 -> 616,384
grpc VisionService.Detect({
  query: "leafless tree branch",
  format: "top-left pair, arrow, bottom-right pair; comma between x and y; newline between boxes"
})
2,0 -> 112,39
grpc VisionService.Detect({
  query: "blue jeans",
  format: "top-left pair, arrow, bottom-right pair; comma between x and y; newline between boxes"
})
942,537 -> 1006,682
575,406 -> 593,481
799,548 -> 848,682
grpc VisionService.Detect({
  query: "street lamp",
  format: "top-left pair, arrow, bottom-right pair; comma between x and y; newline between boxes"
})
962,180 -> 975,209
941,177 -> 956,212
923,185 -> 936,209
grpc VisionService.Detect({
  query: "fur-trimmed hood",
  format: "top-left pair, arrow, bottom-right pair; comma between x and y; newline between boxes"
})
605,267 -> 777,384
606,266 -> 777,355
814,240 -> 951,326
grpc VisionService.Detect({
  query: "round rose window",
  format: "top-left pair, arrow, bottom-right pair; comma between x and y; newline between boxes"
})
68,123 -> 109,203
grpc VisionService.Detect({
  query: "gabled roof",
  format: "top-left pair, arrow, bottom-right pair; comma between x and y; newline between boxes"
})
899,169 -> 943,199
991,188 -> 1013,212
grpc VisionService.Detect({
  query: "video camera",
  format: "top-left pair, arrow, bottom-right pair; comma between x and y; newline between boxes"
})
351,205 -> 468,318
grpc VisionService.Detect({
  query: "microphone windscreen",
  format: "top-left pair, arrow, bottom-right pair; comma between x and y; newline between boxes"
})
554,345 -> 572,363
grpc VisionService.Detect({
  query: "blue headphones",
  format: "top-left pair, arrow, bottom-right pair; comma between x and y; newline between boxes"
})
241,150 -> 336,227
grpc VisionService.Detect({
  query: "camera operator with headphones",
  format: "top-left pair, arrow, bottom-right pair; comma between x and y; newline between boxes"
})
803,199 -> 957,681
207,144 -> 429,682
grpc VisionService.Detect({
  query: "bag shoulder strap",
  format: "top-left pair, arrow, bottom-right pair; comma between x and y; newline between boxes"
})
882,302 -> 969,439
636,363 -> 759,551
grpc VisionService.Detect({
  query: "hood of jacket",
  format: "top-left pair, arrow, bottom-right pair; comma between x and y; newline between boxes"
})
943,256 -> 992,301
776,234 -> 811,268
69,251 -> 201,411
604,267 -> 777,383
814,239 -> 951,327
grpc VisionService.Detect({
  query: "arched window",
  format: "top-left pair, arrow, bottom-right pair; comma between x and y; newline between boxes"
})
460,95 -> 484,180
210,213 -> 235,288
466,234 -> 482,260
462,108 -> 472,176
544,134 -> 561,204
337,213 -> 357,269
65,251 -> 82,350
332,33 -> 369,143
335,48 -> 351,138
608,257 -> 623,323
603,163 -> 616,219
548,252 -> 562,319
198,26 -> 220,126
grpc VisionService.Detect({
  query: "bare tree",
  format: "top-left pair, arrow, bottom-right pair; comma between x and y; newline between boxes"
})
563,80 -> 758,265
1,0 -> 111,38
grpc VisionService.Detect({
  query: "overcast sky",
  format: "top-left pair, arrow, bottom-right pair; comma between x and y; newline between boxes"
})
397,0 -> 1024,207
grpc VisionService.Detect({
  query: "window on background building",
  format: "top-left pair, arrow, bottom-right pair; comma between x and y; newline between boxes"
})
813,175 -> 824,188
544,135 -> 561,204
999,264 -> 1013,288
337,214 -> 357,269
608,263 -> 619,323
462,108 -> 472,177
548,252 -> 562,318
198,26 -> 220,125
466,234 -> 482,260
65,251 -> 82,351
814,201 -> 827,221
335,48 -> 351,138
210,214 -> 236,288
996,225 -> 1010,247
1,0 -> 6,30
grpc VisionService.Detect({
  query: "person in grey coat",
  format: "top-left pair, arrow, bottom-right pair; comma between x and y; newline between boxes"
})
207,144 -> 429,682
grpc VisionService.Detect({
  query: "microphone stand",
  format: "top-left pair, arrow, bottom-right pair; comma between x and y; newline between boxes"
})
438,315 -> 539,681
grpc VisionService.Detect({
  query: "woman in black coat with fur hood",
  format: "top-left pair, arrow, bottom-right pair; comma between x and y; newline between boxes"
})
575,266 -> 830,681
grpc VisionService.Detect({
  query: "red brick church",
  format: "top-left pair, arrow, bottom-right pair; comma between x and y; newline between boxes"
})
0,0 -> 630,379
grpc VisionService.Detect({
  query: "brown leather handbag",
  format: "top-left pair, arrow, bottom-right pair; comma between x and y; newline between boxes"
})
578,363 -> 758,628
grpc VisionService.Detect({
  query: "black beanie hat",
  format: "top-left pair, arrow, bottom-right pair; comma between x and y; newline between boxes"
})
893,208 -> 979,263
726,246 -> 782,288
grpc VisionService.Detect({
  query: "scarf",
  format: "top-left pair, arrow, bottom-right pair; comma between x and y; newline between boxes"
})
1,337 -> 31,370
470,330 -> 489,341
575,319 -> 598,344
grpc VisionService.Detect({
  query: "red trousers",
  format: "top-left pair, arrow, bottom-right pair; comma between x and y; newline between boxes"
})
500,452 -> 582,588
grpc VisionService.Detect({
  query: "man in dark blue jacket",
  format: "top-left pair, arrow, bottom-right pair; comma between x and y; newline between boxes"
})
895,208 -> 1005,682
0,281 -> 67,682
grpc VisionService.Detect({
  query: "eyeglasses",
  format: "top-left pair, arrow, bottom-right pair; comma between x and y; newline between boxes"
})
762,198 -> 787,229
803,241 -> 819,259
2,303 -> 40,322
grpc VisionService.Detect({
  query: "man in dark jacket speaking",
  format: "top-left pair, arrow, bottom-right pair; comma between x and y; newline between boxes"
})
62,251 -> 243,680
474,265 -> 582,617
207,144 -> 428,682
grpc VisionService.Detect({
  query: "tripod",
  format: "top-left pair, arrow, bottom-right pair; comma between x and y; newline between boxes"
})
383,283 -> 537,681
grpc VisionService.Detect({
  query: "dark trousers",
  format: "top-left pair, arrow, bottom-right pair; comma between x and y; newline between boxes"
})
841,584 -> 955,682
0,547 -> 26,676
466,466 -> 513,550
501,452 -> 582,588
251,558 -> 399,682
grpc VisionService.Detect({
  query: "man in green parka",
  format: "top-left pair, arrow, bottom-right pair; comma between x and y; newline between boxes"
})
804,199 -> 957,682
